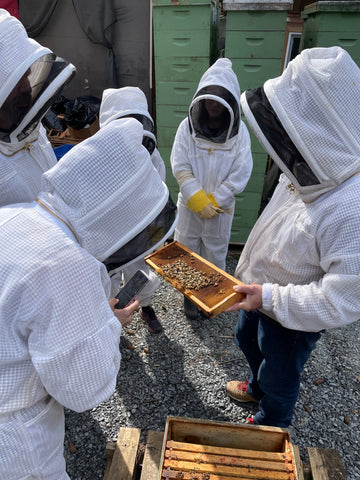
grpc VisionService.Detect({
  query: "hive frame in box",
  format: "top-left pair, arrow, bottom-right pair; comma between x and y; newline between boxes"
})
144,241 -> 244,318
159,416 -> 299,480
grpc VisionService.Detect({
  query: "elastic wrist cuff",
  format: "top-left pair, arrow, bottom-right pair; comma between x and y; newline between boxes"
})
262,283 -> 273,311
208,193 -> 220,208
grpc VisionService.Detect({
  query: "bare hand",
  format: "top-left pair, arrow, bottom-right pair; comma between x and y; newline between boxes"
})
226,283 -> 263,312
109,297 -> 140,328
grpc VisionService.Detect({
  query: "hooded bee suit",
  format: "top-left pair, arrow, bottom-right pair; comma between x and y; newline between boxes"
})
0,9 -> 76,207
99,87 -> 169,302
0,118 -> 176,480
233,46 -> 360,426
170,58 -> 253,270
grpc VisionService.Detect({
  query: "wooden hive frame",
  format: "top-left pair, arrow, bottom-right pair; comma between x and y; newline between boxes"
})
159,417 -> 299,480
145,241 -> 244,318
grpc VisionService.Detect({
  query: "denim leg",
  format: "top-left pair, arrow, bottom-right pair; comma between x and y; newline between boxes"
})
234,310 -> 264,400
254,316 -> 322,427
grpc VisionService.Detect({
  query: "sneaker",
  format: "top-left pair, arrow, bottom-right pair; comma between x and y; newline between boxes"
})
184,297 -> 201,320
245,416 -> 255,424
226,381 -> 259,403
140,306 -> 163,333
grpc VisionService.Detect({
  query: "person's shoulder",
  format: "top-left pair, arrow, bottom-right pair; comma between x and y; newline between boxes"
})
312,177 -> 360,225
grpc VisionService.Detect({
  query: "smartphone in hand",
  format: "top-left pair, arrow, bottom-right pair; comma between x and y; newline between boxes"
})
114,270 -> 149,309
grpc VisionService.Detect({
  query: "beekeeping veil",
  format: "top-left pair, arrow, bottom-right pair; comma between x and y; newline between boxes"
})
38,118 -> 177,267
189,58 -> 241,146
241,46 -> 360,203
99,86 -> 158,155
0,9 -> 75,153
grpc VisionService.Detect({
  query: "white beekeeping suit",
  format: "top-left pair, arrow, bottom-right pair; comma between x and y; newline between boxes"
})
0,9 -> 76,207
171,58 -> 253,271
236,46 -> 360,332
99,87 -> 174,332
0,118 -> 176,480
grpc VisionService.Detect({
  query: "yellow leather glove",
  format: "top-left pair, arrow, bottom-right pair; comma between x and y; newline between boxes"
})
186,189 -> 211,213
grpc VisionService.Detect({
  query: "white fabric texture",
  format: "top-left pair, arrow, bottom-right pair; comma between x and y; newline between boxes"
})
188,58 -> 241,147
242,46 -> 360,203
39,118 -> 169,262
0,9 -> 75,152
0,9 -> 51,109
235,46 -> 360,332
99,86 -> 166,181
0,125 -> 57,206
99,87 -> 166,302
0,119 -> 173,479
0,9 -> 74,207
0,203 -> 122,479
235,172 -> 360,332
99,86 -> 153,129
171,58 -> 252,269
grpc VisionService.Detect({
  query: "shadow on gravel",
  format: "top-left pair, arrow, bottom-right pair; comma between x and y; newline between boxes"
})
64,409 -> 107,480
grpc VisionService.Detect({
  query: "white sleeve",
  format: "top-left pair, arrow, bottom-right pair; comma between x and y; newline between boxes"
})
211,122 -> 253,209
170,120 -> 204,203
271,194 -> 360,332
151,148 -> 166,182
28,247 -> 122,412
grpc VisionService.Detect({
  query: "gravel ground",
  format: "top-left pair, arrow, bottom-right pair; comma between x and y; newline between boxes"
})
64,251 -> 360,479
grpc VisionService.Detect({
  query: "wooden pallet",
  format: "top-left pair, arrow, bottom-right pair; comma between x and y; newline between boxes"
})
104,427 -> 347,480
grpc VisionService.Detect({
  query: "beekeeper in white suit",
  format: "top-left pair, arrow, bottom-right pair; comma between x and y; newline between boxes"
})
0,118 -> 177,480
0,9 -> 75,207
225,47 -> 360,428
100,86 -> 174,333
170,58 -> 253,319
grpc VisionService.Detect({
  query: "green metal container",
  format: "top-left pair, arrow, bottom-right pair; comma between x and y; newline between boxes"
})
223,0 -> 292,244
300,1 -> 360,65
153,0 -> 220,233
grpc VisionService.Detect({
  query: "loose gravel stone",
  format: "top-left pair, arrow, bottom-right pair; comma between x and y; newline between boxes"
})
64,252 -> 360,480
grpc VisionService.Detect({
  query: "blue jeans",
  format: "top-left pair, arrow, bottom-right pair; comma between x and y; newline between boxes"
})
235,310 -> 322,427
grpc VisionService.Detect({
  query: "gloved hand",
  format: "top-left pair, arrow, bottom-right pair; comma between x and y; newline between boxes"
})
197,203 -> 223,219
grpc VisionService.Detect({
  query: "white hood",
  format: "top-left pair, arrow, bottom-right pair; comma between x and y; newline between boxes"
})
241,46 -> 360,202
0,9 -> 75,154
99,87 -> 153,130
189,57 -> 241,147
38,118 -> 171,262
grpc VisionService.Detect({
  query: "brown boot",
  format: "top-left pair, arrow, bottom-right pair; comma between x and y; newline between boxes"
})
226,381 -> 259,403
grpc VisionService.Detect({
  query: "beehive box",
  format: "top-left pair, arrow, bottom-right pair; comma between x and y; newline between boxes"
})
159,416 -> 299,480
144,241 -> 244,318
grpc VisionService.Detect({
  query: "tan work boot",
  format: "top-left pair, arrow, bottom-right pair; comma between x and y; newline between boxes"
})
226,381 -> 259,403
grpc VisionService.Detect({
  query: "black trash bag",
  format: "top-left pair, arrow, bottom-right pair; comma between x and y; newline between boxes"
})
42,109 -> 67,133
51,95 -> 71,116
63,96 -> 101,130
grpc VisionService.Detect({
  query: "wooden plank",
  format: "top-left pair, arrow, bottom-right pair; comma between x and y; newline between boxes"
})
140,430 -> 164,480
105,427 -> 141,480
165,448 -> 294,472
163,459 -> 296,479
167,439 -> 293,463
307,447 -> 347,480
163,415 -> 290,452
161,473 -> 289,480
292,445 -> 304,480
103,442 -> 116,480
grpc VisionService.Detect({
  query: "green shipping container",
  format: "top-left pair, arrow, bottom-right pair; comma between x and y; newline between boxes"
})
300,1 -> 360,66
